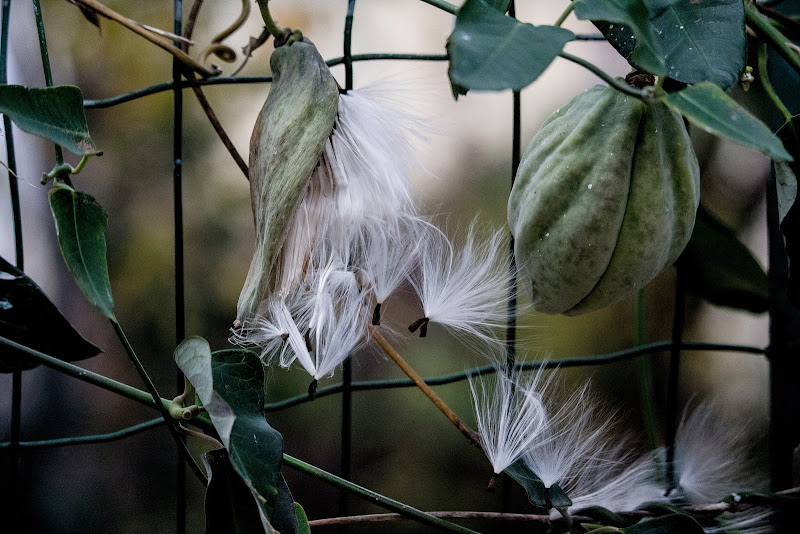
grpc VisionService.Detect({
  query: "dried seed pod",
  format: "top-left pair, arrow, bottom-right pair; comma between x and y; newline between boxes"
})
508,85 -> 700,315
237,39 -> 339,323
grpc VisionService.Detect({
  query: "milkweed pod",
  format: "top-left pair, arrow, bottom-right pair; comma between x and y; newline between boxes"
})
508,84 -> 700,315
237,39 -> 339,323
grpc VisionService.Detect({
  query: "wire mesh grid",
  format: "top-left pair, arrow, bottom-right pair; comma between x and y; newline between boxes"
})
1,1 -> 791,533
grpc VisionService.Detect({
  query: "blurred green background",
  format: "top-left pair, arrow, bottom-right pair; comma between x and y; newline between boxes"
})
0,1 -> 778,532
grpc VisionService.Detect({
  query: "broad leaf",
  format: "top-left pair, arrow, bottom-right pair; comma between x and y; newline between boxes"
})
447,0 -> 574,97
485,0 -> 510,11
0,255 -> 100,372
505,459 -> 572,509
776,117 -> 800,307
588,1 -> 745,89
202,448 -> 298,534
677,206 -> 768,313
574,0 -> 682,75
203,448 -> 267,534
0,85 -> 99,155
649,0 -> 745,89
621,513 -> 704,533
49,187 -> 115,320
175,339 -> 287,532
662,83 -> 792,161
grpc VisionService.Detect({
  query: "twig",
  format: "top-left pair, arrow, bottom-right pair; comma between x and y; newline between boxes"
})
369,326 -> 483,449
308,511 -> 555,527
63,0 -> 219,77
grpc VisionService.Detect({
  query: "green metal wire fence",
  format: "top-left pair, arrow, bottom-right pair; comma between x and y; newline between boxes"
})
1,0 -> 796,533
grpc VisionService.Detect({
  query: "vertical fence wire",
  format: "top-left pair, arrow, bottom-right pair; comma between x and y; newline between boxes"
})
339,0 -> 356,524
664,269 -> 686,493
172,1 -> 187,533
1,0 -> 22,516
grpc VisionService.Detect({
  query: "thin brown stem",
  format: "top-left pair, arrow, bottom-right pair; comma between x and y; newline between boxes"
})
369,327 -> 482,449
64,0 -> 219,77
308,511 -> 556,527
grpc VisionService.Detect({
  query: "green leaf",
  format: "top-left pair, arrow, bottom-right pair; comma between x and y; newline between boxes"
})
572,506 -> 638,528
484,0 -> 510,11
175,340 -> 286,532
661,82 -> 793,161
0,85 -> 99,155
621,513 -> 704,533
202,448 -> 267,534
649,0 -> 745,89
504,459 -> 572,509
588,1 -> 745,90
0,255 -> 100,372
447,0 -> 574,97
294,503 -> 311,534
49,187 -> 115,320
574,0 -> 681,75
677,206 -> 768,313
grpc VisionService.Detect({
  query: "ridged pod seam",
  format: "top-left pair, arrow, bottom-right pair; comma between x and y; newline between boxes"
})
237,39 -> 339,322
508,85 -> 700,315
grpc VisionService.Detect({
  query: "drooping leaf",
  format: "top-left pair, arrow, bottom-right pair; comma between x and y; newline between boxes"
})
621,513 -> 704,533
202,448 -> 267,534
574,0 -> 682,75
272,475 -> 299,534
65,0 -> 102,29
0,255 -> 100,372
447,0 -> 574,97
175,339 -> 287,532
504,459 -> 572,509
49,187 -> 115,320
588,1 -> 745,89
776,117 -> 800,307
572,506 -> 638,528
0,85 -> 99,155
294,503 -> 311,534
661,82 -> 793,161
677,206 -> 768,313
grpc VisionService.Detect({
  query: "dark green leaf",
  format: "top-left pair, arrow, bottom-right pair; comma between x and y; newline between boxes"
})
294,503 -> 310,534
662,82 -> 793,161
621,513 -> 704,533
504,459 -> 572,509
0,255 -> 100,372
202,448 -> 267,534
588,1 -> 745,89
272,476 -> 299,534
574,0 -> 681,75
49,187 -> 115,320
776,117 -> 800,307
677,206 -> 768,313
484,0 -> 510,11
0,85 -> 99,155
649,0 -> 745,89
175,340 -> 285,532
447,0 -> 574,97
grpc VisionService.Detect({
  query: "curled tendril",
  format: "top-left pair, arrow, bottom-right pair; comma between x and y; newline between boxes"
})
197,0 -> 250,69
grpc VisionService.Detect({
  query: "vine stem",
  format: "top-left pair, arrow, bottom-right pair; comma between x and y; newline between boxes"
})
109,320 -> 207,482
758,42 -> 794,127
418,0 -> 458,15
255,0 -> 287,40
746,1 -> 800,75
282,453 -> 480,534
554,2 -> 574,28
32,0 -> 65,172
559,52 -> 652,101
635,290 -> 660,451
369,327 -> 483,449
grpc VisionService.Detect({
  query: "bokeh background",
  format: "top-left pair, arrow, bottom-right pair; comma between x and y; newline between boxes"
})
0,1 -> 783,532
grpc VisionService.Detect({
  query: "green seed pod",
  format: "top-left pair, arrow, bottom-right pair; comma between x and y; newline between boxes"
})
237,39 -> 339,322
508,85 -> 700,315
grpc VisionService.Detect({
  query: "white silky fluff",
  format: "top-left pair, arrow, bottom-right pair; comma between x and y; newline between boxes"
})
469,367 -> 549,474
233,82 -> 425,378
410,223 -> 512,350
672,403 -> 766,505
